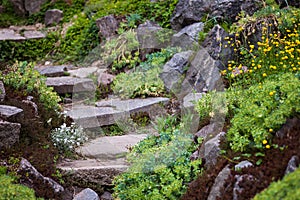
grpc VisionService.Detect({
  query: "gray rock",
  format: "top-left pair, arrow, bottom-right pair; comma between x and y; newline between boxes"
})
22,97 -> 38,117
233,174 -> 257,200
201,25 -> 233,69
0,105 -> 23,122
137,20 -> 166,49
201,132 -> 226,168
208,165 -> 231,200
96,15 -> 119,38
36,65 -> 70,77
66,97 -> 168,129
194,123 -> 220,144
97,73 -> 115,86
183,93 -> 202,109
285,155 -> 299,175
17,158 -> 64,198
0,29 -> 25,41
23,30 -> 45,39
45,9 -> 63,26
190,150 -> 199,161
73,188 -> 100,200
8,0 -> 26,15
235,160 -> 253,171
171,0 -> 261,31
0,81 -> 5,102
68,67 -> 99,78
100,192 -> 113,200
172,22 -> 204,49
24,0 -> 47,15
0,120 -> 20,149
46,77 -> 96,94
181,48 -> 224,96
160,51 -> 194,92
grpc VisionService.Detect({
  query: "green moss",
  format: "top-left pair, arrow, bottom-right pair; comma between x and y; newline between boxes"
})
253,168 -> 300,200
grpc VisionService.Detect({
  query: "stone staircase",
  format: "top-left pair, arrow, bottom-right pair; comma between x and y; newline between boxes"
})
36,64 -> 168,192
0,25 -> 46,41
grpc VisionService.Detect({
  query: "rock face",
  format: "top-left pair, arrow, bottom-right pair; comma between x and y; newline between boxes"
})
0,81 -> 5,102
160,51 -> 194,92
172,22 -> 204,49
201,25 -> 233,69
207,165 -> 231,200
45,9 -> 63,26
171,0 -> 261,31
17,158 -> 64,199
73,188 -> 100,200
0,120 -> 21,149
181,48 -> 224,96
96,15 -> 119,38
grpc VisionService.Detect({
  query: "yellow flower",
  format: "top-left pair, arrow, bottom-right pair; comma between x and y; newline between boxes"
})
250,45 -> 255,49
228,67 -> 233,71
263,140 -> 268,144
263,73 -> 267,77
269,91 -> 275,96
266,145 -> 271,149
230,74 -> 235,78
269,128 -> 273,133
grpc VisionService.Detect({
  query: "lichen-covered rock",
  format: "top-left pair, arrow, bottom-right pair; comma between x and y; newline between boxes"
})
17,158 -> 64,199
171,0 -> 261,31
0,120 -> 20,149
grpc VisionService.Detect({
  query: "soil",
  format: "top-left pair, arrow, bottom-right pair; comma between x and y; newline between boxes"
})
181,116 -> 300,200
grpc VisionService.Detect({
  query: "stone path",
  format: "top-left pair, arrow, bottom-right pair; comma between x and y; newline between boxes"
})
0,27 -> 46,41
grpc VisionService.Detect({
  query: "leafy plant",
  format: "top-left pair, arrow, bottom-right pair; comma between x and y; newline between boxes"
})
0,61 -> 61,112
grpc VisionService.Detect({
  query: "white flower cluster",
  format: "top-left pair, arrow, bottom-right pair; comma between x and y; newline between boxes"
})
51,123 -> 88,153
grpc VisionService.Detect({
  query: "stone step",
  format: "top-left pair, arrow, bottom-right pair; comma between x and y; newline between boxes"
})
0,105 -> 24,122
76,134 -> 148,159
35,65 -> 74,77
46,77 -> 96,94
65,97 -> 169,129
0,29 -> 45,41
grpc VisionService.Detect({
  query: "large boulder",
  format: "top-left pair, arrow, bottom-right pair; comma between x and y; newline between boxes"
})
171,0 -> 261,31
160,50 -> 194,92
24,0 -> 47,15
96,15 -> 119,39
45,9 -> 63,26
17,158 -> 64,199
0,120 -> 21,149
73,188 -> 100,200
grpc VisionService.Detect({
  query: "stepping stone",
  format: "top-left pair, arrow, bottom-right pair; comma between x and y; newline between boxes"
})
36,65 -> 73,77
76,134 -> 148,159
66,97 -> 169,129
0,105 -> 23,122
46,77 -> 95,94
68,67 -> 99,78
0,29 -> 25,41
23,30 -> 45,39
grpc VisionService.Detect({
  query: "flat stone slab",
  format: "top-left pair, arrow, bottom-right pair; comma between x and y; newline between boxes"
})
76,134 -> 148,159
46,77 -> 95,94
23,30 -> 45,39
68,67 -> 99,78
66,97 -> 169,128
0,105 -> 23,122
0,29 -> 25,40
36,65 -> 73,77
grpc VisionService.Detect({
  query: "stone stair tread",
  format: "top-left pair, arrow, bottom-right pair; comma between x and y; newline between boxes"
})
36,65 -> 74,77
0,29 -> 25,40
0,105 -> 23,121
57,158 -> 128,171
46,77 -> 95,94
68,67 -> 100,78
76,134 -> 148,159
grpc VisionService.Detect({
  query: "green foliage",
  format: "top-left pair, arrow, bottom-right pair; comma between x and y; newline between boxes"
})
0,61 -> 61,112
0,167 -> 39,200
0,31 -> 59,63
253,168 -> 300,200
113,116 -> 202,200
112,48 -> 178,99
